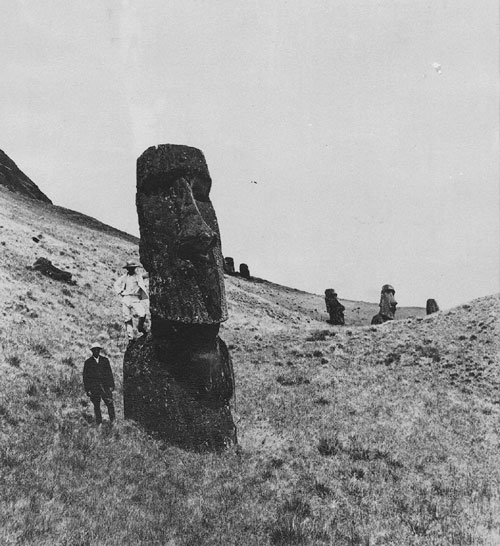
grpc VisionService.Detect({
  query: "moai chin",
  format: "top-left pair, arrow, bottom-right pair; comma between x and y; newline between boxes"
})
123,144 -> 236,451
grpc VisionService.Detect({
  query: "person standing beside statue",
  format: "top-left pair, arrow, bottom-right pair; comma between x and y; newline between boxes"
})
113,260 -> 149,340
83,342 -> 116,425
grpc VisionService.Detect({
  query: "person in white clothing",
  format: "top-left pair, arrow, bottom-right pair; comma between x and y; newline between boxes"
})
114,260 -> 149,340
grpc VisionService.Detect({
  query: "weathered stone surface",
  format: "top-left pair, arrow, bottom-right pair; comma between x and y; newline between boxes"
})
0,150 -> 52,203
239,263 -> 250,279
136,144 -> 227,325
224,257 -> 235,275
125,144 -> 236,451
32,257 -> 74,284
426,299 -> 439,314
324,289 -> 345,325
379,284 -> 397,321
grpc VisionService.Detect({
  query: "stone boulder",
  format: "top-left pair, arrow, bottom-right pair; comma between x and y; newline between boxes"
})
32,257 -> 74,284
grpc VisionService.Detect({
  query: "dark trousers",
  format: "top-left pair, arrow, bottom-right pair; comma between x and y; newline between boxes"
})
90,391 -> 115,424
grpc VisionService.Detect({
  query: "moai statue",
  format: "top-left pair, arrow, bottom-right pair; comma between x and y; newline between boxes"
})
324,289 -> 345,325
426,299 -> 439,315
239,263 -> 250,279
223,257 -> 235,275
123,144 -> 236,451
379,284 -> 397,322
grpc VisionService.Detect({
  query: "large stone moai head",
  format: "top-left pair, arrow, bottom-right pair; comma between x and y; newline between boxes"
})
136,144 -> 228,329
126,144 -> 236,451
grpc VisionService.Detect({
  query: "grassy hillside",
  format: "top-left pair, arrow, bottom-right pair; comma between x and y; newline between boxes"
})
1,186 -> 499,545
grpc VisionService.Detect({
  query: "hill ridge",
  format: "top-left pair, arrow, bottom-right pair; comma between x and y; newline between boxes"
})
0,149 -> 52,203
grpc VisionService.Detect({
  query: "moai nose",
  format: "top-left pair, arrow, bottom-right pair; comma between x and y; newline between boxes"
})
178,215 -> 217,259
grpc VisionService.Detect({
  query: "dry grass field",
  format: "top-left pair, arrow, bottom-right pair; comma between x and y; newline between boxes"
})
1,186 -> 499,545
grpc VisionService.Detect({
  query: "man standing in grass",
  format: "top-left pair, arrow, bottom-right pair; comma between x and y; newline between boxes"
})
113,260 -> 149,340
83,342 -> 116,425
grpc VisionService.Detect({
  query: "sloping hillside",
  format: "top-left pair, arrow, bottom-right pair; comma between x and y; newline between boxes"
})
1,186 -> 499,545
0,150 -> 52,203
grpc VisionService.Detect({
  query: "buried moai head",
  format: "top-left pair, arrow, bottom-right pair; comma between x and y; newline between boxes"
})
426,299 -> 439,314
239,263 -> 250,279
223,257 -> 235,275
136,145 -> 228,327
379,284 -> 397,320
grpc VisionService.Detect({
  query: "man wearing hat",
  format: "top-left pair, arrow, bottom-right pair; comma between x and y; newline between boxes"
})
113,260 -> 149,340
83,342 -> 116,425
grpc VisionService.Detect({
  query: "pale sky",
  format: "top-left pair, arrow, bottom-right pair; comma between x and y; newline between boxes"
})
1,1 -> 498,308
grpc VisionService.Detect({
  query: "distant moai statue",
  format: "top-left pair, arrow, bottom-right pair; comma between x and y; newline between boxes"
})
223,257 -> 235,275
379,284 -> 398,322
426,299 -> 439,314
324,289 -> 345,325
123,144 -> 236,451
239,263 -> 250,279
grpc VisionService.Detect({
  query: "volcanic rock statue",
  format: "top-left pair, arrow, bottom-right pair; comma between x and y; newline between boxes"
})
378,284 -> 398,322
123,144 -> 236,451
223,257 -> 235,275
426,299 -> 439,315
239,263 -> 250,279
324,289 -> 345,325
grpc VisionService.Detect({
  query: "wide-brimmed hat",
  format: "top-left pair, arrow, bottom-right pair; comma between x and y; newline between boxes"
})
123,260 -> 141,269
90,342 -> 102,350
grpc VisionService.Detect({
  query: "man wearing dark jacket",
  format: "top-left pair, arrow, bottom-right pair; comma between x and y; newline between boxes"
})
83,342 -> 116,425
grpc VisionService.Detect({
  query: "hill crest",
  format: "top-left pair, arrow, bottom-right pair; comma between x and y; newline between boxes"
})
0,149 -> 52,203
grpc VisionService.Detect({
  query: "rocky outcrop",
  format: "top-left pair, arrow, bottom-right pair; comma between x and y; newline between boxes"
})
124,144 -> 236,451
224,257 -> 235,275
0,150 -> 52,203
